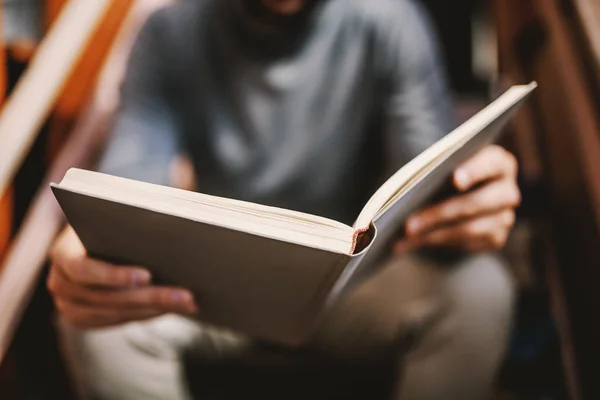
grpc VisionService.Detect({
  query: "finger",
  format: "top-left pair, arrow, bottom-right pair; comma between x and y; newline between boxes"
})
406,179 -> 520,236
422,210 -> 513,251
453,145 -> 518,191
406,210 -> 515,252
170,154 -> 197,191
55,299 -> 169,329
60,256 -> 151,288
392,238 -> 418,254
47,267 -> 197,314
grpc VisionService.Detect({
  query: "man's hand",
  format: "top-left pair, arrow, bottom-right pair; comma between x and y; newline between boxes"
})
394,145 -> 520,253
48,226 -> 198,329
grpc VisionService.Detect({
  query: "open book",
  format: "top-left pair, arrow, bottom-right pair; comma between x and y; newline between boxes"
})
51,82 -> 537,345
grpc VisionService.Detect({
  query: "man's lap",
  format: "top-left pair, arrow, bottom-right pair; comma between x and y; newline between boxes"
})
58,252 -> 514,400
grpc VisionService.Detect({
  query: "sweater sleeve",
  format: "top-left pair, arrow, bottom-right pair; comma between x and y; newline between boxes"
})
376,0 -> 455,175
97,10 -> 180,186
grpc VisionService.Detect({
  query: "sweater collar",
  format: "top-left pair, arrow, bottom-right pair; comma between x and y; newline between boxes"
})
214,0 -> 325,60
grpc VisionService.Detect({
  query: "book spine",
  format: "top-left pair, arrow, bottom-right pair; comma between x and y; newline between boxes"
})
351,224 -> 373,254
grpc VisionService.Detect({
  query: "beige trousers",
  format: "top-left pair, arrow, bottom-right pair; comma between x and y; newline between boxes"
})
59,253 -> 515,400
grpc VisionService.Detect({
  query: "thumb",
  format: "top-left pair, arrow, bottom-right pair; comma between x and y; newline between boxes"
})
393,238 -> 419,254
169,155 -> 197,191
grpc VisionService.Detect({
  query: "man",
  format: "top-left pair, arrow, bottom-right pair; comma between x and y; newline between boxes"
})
48,0 -> 520,399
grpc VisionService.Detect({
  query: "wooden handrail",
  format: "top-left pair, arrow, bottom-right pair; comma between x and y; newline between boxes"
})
0,0 -> 174,365
538,0 -> 600,227
0,1 -> 10,260
0,0 -> 114,199
47,0 -> 136,158
0,0 -> 6,102
0,190 -> 11,260
46,0 -> 69,31
574,0 -> 600,81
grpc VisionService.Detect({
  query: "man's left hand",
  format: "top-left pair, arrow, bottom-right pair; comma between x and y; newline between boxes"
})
394,145 -> 520,253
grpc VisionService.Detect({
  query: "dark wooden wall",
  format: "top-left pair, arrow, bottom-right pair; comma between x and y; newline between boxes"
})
496,0 -> 600,398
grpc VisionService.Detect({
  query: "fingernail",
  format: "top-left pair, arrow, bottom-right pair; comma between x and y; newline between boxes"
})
188,302 -> 199,314
406,218 -> 421,235
454,170 -> 470,190
131,270 -> 151,286
171,291 -> 192,305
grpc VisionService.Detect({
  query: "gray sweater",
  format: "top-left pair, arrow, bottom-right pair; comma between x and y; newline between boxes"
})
99,0 -> 453,225
2,0 -> 43,43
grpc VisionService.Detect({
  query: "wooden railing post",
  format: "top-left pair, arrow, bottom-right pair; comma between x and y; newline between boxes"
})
0,0 -> 116,198
0,0 -> 172,366
0,0 -> 13,262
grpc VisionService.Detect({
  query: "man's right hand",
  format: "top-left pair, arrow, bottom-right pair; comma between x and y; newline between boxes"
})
47,226 -> 198,329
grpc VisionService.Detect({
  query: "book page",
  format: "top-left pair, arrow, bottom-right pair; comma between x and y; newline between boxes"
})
353,82 -> 537,230
55,168 -> 357,254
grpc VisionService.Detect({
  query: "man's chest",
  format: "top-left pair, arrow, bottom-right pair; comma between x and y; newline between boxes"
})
175,35 -> 382,181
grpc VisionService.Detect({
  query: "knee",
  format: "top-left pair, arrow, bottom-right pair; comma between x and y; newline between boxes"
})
456,254 -> 515,319
443,253 -> 516,344
395,256 -> 516,400
391,252 -> 516,336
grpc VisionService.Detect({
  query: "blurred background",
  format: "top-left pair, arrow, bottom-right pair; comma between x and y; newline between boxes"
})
0,0 -> 599,399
